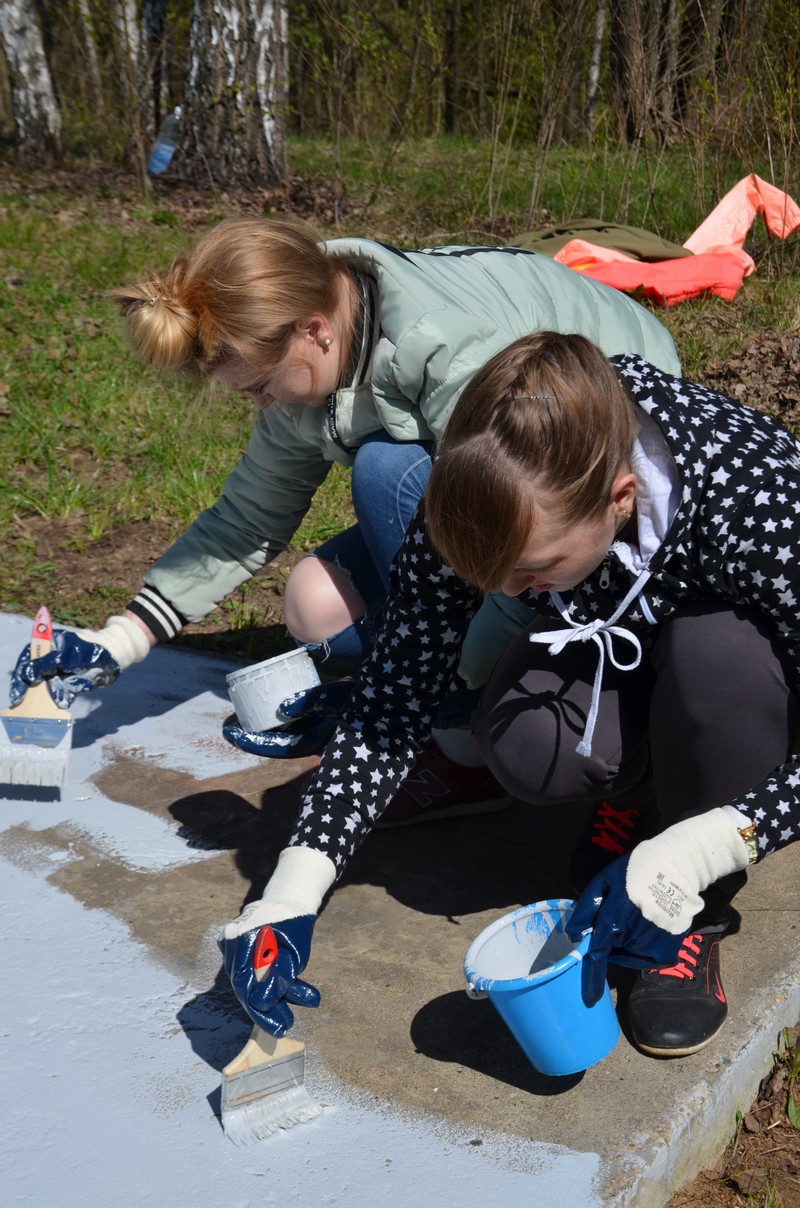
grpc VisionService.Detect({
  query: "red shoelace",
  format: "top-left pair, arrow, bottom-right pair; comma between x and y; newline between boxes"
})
589,801 -> 640,854
658,933 -> 703,980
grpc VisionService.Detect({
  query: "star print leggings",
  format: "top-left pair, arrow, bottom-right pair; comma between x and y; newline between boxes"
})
472,602 -> 798,927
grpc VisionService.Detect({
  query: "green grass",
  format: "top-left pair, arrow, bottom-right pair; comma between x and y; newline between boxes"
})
1,137 -> 799,630
293,134 -> 797,247
0,189 -> 356,613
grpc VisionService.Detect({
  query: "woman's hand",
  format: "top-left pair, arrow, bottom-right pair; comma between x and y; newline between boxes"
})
223,679 -> 354,758
10,615 -> 152,708
566,807 -> 754,1005
566,854 -> 685,1005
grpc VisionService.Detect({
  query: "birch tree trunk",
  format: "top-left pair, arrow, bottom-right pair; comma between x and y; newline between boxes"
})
111,0 -> 141,107
75,0 -> 103,110
183,0 -> 289,189
583,0 -> 605,134
0,0 -> 60,157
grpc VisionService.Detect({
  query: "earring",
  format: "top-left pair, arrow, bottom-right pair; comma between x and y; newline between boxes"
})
323,337 -> 332,347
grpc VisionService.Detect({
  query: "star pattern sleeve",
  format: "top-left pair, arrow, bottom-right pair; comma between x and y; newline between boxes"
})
289,504 -> 483,871
695,463 -> 800,856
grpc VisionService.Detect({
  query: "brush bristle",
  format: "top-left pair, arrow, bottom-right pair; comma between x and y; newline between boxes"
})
0,743 -> 69,787
222,1083 -> 322,1145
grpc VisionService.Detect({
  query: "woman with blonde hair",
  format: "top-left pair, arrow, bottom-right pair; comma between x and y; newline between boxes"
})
11,219 -> 679,819
221,331 -> 799,1060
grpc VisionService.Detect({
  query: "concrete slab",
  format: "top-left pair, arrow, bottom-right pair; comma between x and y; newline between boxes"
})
2,610 -> 799,1207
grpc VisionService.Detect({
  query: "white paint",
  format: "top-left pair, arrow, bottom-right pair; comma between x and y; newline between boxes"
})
0,848 -> 601,1207
1,614 -> 264,872
0,612 -> 602,1207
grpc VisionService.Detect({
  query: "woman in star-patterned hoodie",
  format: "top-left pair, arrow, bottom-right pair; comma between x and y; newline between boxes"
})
222,331 -> 799,1060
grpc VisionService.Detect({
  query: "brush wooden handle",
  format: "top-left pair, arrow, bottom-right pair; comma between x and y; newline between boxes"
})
222,1027 -> 305,1078
30,604 -> 53,659
3,680 -> 68,721
2,606 -> 71,722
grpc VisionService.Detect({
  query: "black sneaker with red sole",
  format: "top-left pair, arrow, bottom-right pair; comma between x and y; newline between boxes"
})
376,741 -> 512,828
627,930 -> 728,1057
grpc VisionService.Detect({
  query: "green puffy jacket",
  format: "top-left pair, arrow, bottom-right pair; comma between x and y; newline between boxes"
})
140,239 -> 680,627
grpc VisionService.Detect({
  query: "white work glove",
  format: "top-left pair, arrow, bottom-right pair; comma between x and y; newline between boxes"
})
222,846 -> 337,939
625,805 -> 753,936
75,615 -> 153,670
220,845 -> 337,1036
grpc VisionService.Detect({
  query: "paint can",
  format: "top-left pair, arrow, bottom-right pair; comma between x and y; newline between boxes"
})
464,898 -> 619,1076
226,648 -> 321,732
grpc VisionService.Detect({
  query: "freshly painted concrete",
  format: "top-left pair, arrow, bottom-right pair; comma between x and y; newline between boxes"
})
2,612 -> 798,1206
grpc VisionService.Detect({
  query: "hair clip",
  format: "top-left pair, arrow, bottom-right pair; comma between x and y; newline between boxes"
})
511,394 -> 557,402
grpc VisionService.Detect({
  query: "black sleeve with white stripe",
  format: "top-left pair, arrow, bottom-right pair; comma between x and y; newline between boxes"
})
126,585 -> 187,642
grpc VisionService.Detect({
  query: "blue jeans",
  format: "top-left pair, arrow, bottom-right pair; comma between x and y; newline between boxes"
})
304,431 -> 434,674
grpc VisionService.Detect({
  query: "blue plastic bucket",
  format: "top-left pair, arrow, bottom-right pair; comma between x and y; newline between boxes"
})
464,898 -> 619,1076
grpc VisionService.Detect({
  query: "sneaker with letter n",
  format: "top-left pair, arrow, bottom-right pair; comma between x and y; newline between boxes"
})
376,740 -> 512,828
569,797 -> 660,893
627,929 -> 728,1058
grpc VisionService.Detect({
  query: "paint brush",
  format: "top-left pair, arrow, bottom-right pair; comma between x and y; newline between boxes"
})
221,1026 -> 322,1144
221,924 -> 322,1144
0,606 -> 73,788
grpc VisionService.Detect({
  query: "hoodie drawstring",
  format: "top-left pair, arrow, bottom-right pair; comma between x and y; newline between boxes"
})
528,569 -> 653,757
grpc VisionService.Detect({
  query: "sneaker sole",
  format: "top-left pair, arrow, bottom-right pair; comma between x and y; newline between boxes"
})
376,793 -> 513,829
632,1018 -> 726,1059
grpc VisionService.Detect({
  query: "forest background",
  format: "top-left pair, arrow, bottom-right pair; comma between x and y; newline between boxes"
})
1,4 -> 800,1204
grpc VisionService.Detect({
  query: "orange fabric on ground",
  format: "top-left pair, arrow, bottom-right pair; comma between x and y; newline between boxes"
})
683,172 -> 800,255
565,252 -> 752,307
553,173 -> 799,305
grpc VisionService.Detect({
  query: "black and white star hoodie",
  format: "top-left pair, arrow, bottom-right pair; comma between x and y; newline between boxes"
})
290,353 -> 800,874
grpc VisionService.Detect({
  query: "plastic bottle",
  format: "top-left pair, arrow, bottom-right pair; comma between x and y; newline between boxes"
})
147,106 -> 182,175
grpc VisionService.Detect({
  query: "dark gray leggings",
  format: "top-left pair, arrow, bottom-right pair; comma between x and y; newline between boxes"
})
473,603 -> 798,920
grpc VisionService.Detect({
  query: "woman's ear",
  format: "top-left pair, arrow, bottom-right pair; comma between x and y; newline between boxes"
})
610,470 -> 637,517
296,314 -> 335,348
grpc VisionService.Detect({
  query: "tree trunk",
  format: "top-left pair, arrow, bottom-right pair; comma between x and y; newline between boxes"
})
111,0 -> 141,108
443,0 -> 461,135
654,0 -> 681,138
583,0 -> 606,134
75,0 -> 103,111
142,0 -> 169,133
675,0 -> 727,133
0,0 -> 60,157
609,0 -> 684,143
183,0 -> 289,189
609,0 -> 649,141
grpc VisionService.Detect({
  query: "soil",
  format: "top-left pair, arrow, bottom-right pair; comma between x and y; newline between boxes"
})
665,1025 -> 800,1207
6,166 -> 800,1205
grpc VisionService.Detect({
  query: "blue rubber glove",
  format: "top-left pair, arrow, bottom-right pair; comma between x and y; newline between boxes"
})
221,915 -> 319,1035
223,679 -> 354,759
565,854 -> 685,1007
10,630 -> 121,708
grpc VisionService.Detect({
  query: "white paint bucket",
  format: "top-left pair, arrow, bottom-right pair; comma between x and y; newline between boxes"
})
225,648 -> 321,732
464,898 -> 620,1076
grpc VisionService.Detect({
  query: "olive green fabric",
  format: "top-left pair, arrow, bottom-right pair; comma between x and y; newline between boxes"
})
510,220 -> 693,262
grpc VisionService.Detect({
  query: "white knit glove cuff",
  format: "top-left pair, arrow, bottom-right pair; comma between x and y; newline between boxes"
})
75,615 -> 152,671
625,806 -> 752,936
222,846 -> 337,940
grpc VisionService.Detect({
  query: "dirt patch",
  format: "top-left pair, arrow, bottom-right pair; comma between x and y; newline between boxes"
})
703,331 -> 800,431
